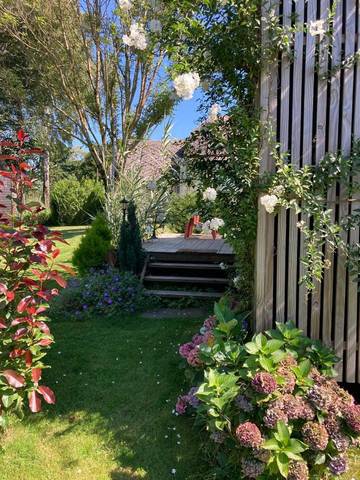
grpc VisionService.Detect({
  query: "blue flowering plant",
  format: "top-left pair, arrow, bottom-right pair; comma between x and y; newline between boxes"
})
50,267 -> 145,320
176,311 -> 360,479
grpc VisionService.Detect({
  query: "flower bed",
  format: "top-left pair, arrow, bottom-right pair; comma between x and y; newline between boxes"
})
176,301 -> 360,479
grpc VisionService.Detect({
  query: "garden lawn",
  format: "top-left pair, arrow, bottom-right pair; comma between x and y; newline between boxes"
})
52,225 -> 88,266
0,314 -> 206,480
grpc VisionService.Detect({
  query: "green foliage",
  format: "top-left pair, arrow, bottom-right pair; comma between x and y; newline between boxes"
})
183,107 -> 261,308
72,214 -> 111,275
166,192 -> 201,233
50,177 -> 104,226
177,314 -> 358,479
265,145 -> 360,290
117,201 -> 145,275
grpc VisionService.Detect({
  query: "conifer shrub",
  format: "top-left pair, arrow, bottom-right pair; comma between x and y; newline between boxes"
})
72,214 -> 111,275
117,201 -> 145,275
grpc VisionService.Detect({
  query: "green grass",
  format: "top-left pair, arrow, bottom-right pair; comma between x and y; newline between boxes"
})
52,225 -> 88,266
1,226 -> 358,480
0,315 -> 205,480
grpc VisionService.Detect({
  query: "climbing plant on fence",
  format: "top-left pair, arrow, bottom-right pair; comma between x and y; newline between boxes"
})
0,130 -> 70,425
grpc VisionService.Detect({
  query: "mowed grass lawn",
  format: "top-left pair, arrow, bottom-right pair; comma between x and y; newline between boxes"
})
0,227 -> 359,480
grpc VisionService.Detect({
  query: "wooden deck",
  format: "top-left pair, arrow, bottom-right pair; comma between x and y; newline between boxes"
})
143,234 -> 234,255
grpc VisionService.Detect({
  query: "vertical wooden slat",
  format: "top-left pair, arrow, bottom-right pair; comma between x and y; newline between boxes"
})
255,0 -> 278,330
288,0 -> 305,322
322,0 -> 343,348
354,0 -> 360,384
344,0 -> 357,382
298,0 -> 317,332
276,0 -> 291,323
312,0 -> 330,340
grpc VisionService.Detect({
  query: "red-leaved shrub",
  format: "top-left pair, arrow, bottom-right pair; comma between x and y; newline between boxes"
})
0,130 -> 71,424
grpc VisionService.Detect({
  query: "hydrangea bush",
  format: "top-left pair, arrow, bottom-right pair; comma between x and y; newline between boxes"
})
50,267 -> 145,321
176,302 -> 359,479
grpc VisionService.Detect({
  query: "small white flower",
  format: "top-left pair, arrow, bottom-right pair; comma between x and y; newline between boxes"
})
207,104 -> 221,123
272,185 -> 285,196
296,220 -> 306,229
233,275 -> 241,289
123,23 -> 148,50
210,217 -> 225,231
309,19 -> 326,37
149,19 -> 162,33
260,194 -> 278,214
173,72 -> 200,100
202,187 -> 217,201
118,0 -> 132,11
219,262 -> 227,270
171,468 -> 176,475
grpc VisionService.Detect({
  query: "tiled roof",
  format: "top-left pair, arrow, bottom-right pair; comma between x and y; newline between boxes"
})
126,140 -> 184,179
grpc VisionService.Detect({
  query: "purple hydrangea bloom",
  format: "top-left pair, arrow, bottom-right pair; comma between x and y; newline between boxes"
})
263,406 -> 288,429
301,421 -> 329,451
187,387 -> 200,407
235,394 -> 254,413
241,458 -> 265,479
179,342 -> 194,359
328,456 -> 348,475
344,404 -> 360,433
175,395 -> 188,415
288,461 -> 309,480
203,315 -> 217,331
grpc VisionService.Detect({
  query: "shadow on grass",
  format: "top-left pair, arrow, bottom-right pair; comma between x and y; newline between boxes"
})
24,314 -> 205,479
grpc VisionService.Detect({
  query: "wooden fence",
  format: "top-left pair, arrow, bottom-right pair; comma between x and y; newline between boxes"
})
255,0 -> 360,382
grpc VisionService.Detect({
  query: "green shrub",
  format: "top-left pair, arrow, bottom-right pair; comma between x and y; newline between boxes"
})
72,214 -> 111,275
50,177 -> 104,225
166,192 -> 201,233
117,201 -> 145,274
176,303 -> 359,479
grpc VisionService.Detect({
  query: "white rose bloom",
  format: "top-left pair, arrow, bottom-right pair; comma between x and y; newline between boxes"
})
202,220 -> 211,234
207,104 -> 221,123
202,187 -> 217,201
123,23 -> 148,50
118,0 -> 132,11
173,72 -> 200,100
260,194 -> 278,214
309,19 -> 326,37
210,217 -> 225,231
149,19 -> 162,33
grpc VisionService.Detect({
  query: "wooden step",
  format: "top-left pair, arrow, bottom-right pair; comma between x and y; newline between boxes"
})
149,262 -> 223,270
144,275 -> 229,285
144,289 -> 222,299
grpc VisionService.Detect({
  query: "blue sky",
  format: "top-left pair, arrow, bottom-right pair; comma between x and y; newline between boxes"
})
150,90 -> 203,140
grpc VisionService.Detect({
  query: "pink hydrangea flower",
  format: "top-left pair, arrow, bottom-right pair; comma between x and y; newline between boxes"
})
187,347 -> 203,367
179,342 -> 194,359
203,315 -> 217,331
175,395 -> 188,415
192,334 -> 204,346
235,422 -> 263,448
252,372 -> 277,394
301,421 -> 329,451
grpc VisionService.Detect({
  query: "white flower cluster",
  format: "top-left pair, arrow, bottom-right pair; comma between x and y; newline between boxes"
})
308,19 -> 326,37
123,23 -> 147,50
207,104 -> 220,123
202,187 -> 217,202
173,72 -> 200,100
203,217 -> 225,233
149,19 -> 162,33
260,194 -> 278,214
118,0 -> 132,11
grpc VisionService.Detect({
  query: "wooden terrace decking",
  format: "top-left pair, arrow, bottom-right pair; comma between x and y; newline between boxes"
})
143,233 -> 234,256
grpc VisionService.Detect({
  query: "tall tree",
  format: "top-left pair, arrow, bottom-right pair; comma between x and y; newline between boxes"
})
0,0 -> 176,190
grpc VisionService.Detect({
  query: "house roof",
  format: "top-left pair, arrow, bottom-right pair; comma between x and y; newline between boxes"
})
126,140 -> 184,179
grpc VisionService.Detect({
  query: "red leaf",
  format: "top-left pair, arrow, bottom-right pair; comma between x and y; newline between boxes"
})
38,338 -> 53,346
25,350 -> 32,367
52,248 -> 61,259
50,272 -> 67,288
31,368 -> 42,383
0,318 -> 7,329
38,385 -> 56,404
58,264 -> 76,275
9,349 -> 26,359
13,327 -> 27,340
28,391 -> 41,413
3,369 -> 25,388
17,295 -> 33,313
